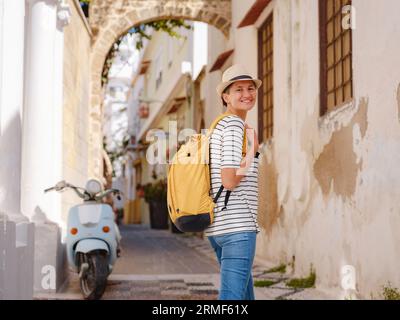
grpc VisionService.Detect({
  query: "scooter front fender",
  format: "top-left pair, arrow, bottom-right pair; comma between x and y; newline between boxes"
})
75,239 -> 109,255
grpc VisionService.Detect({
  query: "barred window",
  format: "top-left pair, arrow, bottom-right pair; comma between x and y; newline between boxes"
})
258,13 -> 273,142
319,0 -> 353,115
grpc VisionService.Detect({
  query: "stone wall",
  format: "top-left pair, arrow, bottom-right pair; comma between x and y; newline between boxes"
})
88,0 -> 232,179
62,0 -> 93,223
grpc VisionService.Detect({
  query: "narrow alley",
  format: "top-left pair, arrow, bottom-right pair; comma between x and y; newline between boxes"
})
36,225 -> 220,300
2,0 -> 400,301
33,224 -> 331,300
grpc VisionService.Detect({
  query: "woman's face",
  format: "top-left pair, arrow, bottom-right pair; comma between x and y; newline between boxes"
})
222,80 -> 257,111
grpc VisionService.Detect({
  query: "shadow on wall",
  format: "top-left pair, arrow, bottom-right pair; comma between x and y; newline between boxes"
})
0,113 -> 22,215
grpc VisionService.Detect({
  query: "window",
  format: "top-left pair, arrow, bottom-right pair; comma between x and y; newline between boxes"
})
258,13 -> 273,142
319,0 -> 353,115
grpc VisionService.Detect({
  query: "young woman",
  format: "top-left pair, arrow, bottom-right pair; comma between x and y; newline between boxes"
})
205,64 -> 261,300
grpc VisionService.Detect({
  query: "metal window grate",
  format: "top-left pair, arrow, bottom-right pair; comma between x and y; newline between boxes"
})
319,0 -> 353,115
258,13 -> 273,142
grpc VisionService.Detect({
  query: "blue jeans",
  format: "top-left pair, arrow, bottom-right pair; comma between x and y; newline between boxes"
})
208,232 -> 256,300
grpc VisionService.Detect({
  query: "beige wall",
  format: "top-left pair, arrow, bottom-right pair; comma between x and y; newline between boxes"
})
231,0 -> 259,129
61,0 -> 92,223
138,28 -> 192,141
136,28 -> 196,226
203,24 -> 229,128
233,0 -> 400,298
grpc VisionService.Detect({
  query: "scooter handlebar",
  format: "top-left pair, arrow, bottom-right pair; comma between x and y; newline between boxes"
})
95,188 -> 122,201
112,189 -> 123,201
44,187 -> 55,193
44,181 -> 88,199
45,181 -> 121,201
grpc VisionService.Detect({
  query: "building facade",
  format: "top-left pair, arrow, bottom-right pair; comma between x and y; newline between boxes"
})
228,0 -> 400,298
115,0 -> 400,298
0,0 -> 93,297
1,0 -> 400,299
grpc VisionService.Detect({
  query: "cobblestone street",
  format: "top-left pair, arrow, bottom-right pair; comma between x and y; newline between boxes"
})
34,224 -> 334,300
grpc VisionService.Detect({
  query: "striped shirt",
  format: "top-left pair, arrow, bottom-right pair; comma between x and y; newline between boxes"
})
205,115 -> 260,237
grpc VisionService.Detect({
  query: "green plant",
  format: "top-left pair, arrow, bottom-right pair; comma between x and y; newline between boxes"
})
152,179 -> 167,201
143,183 -> 154,203
130,20 -> 192,51
143,179 -> 167,203
254,280 -> 277,288
382,283 -> 400,300
286,266 -> 316,289
103,134 -> 130,177
102,19 -> 192,86
265,264 -> 286,274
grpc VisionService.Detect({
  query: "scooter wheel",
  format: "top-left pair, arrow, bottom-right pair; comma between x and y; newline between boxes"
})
78,250 -> 109,300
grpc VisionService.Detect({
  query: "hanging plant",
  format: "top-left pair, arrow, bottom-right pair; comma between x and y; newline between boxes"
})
101,19 -> 192,87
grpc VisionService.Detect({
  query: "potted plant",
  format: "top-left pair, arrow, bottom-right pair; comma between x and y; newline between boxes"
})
143,180 -> 169,229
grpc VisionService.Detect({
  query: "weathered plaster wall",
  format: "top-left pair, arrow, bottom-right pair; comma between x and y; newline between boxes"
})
256,0 -> 400,298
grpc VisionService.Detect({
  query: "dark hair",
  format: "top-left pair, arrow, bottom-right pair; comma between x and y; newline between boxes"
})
221,84 -> 232,107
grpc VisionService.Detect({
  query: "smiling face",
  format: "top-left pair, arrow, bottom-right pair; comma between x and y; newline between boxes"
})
222,80 -> 257,111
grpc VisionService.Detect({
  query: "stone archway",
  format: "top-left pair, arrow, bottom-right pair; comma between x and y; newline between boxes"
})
88,0 -> 231,178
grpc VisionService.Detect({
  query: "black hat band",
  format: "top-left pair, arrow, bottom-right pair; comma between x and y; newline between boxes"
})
228,75 -> 253,81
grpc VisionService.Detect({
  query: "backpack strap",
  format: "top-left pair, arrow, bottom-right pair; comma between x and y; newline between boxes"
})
213,185 -> 224,203
221,191 -> 231,211
209,113 -> 247,211
212,186 -> 231,212
207,112 -> 247,156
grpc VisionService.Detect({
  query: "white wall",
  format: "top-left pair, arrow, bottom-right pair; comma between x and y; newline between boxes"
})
231,0 -> 264,131
137,28 -> 192,141
0,0 -> 3,132
192,21 -> 208,81
128,74 -> 144,139
0,0 -> 26,219
204,24 -> 228,128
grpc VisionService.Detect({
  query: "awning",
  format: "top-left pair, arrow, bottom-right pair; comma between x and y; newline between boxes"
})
139,60 -> 151,74
167,97 -> 187,114
237,0 -> 272,28
209,49 -> 234,72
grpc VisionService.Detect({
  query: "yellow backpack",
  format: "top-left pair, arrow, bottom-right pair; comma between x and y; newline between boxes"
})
167,113 -> 247,232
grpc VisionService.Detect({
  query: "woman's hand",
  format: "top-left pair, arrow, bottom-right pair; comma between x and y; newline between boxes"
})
245,123 -> 259,155
221,124 -> 260,190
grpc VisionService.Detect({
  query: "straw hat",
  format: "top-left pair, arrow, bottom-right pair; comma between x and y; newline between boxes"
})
216,64 -> 262,97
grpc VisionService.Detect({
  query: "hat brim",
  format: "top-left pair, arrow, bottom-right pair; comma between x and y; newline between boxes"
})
217,78 -> 262,97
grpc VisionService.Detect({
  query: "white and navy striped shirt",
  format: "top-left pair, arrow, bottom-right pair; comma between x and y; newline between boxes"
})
205,115 -> 260,237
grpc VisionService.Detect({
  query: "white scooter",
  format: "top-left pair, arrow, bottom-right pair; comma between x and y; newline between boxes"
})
44,179 -> 121,300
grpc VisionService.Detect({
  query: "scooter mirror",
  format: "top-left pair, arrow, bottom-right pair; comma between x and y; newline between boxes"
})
55,180 -> 67,191
86,179 -> 103,195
